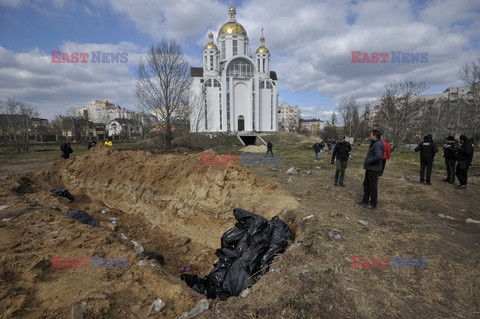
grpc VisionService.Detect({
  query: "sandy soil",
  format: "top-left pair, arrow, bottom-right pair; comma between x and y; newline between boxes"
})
0,146 -> 297,318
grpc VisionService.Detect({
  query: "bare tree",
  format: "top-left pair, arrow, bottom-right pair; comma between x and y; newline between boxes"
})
457,58 -> 480,143
336,96 -> 361,139
188,90 -> 214,133
135,39 -> 191,150
376,78 -> 428,150
0,98 -> 38,152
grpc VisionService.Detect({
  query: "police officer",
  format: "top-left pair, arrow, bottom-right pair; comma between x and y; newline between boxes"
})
455,135 -> 474,189
331,135 -> 352,186
414,134 -> 438,185
442,136 -> 458,184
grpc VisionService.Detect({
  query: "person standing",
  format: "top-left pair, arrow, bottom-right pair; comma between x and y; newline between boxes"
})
414,134 -> 438,185
60,140 -> 73,160
379,138 -> 391,177
442,136 -> 458,184
313,142 -> 322,161
104,138 -> 113,147
359,130 -> 384,209
88,138 -> 97,150
266,140 -> 273,157
455,135 -> 474,189
331,135 -> 352,186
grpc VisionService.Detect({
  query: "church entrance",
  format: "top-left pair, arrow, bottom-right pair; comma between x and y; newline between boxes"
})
238,115 -> 245,131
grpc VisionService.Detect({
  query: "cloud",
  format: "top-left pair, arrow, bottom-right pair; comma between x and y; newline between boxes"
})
0,42 -> 145,119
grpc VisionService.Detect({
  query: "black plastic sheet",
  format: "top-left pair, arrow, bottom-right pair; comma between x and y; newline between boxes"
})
51,189 -> 75,201
181,208 -> 295,300
67,210 -> 99,227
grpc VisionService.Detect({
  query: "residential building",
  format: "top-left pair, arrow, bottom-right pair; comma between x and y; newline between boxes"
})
107,118 -> 143,140
278,102 -> 301,132
300,118 -> 326,135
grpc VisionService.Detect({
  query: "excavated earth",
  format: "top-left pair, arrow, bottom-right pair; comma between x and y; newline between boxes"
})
0,146 -> 298,318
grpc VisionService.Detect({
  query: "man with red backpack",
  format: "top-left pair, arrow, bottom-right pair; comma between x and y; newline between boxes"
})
379,138 -> 391,177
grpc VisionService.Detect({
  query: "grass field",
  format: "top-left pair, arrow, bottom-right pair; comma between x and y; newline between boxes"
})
0,134 -> 479,318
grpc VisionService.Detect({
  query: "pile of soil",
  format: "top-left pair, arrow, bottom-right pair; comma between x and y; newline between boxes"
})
240,145 -> 267,153
0,146 -> 298,318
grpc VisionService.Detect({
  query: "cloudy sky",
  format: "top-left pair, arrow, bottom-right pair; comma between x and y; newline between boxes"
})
1,0 -> 479,120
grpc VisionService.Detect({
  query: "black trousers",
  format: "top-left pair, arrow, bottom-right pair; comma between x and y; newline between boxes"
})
362,170 -> 380,206
445,158 -> 456,182
420,159 -> 433,183
456,163 -> 469,186
380,158 -> 387,176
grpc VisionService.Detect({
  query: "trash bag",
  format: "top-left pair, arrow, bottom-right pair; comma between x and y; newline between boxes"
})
140,251 -> 164,265
181,208 -> 294,300
51,189 -> 75,201
67,210 -> 99,227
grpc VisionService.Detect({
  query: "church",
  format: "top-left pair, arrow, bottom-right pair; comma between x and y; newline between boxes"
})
189,6 -> 278,133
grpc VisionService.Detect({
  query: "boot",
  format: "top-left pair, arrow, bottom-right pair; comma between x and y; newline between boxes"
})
339,170 -> 345,187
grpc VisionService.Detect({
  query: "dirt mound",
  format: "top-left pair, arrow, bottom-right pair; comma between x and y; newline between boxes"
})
0,146 -> 298,318
34,146 -> 297,249
240,145 -> 267,153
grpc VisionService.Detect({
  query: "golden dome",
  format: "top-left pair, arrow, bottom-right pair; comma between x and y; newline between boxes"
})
256,46 -> 269,54
204,32 -> 218,50
218,21 -> 247,36
229,7 -> 236,14
204,43 -> 218,50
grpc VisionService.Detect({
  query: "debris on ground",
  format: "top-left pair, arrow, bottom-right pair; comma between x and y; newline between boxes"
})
358,220 -> 369,226
66,210 -> 99,227
306,170 -> 312,175
303,215 -> 314,220
271,167 -> 278,171
466,218 -> 480,224
147,298 -> 166,316
51,188 -> 75,201
286,167 -> 298,174
178,299 -> 209,319
181,208 -> 295,300
438,214 -> 456,220
240,288 -> 251,298
131,240 -> 144,253
328,228 -> 343,241
0,205 -> 9,211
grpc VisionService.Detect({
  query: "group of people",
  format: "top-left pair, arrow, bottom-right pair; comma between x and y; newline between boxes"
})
60,137 -> 113,160
323,129 -> 474,209
325,130 -> 388,209
414,134 -> 474,189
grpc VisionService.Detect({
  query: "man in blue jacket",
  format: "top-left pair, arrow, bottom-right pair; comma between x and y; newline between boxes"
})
358,129 -> 385,209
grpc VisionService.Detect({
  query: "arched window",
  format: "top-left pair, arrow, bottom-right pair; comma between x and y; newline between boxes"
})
226,59 -> 254,77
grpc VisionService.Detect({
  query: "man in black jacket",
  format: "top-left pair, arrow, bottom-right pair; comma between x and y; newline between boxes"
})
414,134 -> 438,185
313,142 -> 322,161
358,130 -> 384,209
331,136 -> 351,186
60,140 -> 73,160
455,135 -> 474,189
442,136 -> 458,184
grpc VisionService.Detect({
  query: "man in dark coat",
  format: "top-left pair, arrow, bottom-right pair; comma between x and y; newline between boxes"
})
455,135 -> 474,189
442,136 -> 458,184
60,141 -> 73,160
313,142 -> 322,160
266,140 -> 273,157
358,129 -> 384,209
87,138 -> 97,150
331,135 -> 352,186
414,134 -> 438,185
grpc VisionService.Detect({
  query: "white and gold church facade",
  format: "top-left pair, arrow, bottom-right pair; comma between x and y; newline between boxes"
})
189,6 -> 278,132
